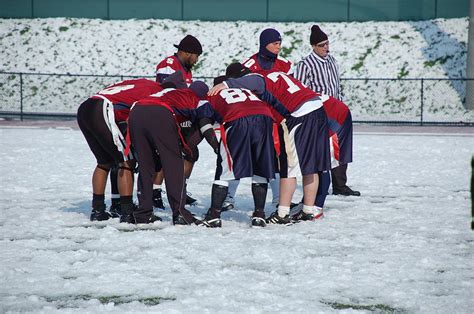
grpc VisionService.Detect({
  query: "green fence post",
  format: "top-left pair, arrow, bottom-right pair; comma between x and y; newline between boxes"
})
420,78 -> 424,126
20,72 -> 23,121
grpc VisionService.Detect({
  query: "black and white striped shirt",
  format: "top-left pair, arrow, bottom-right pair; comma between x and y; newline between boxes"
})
294,51 -> 343,101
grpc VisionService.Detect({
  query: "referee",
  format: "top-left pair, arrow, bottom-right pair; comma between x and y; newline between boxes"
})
294,25 -> 360,197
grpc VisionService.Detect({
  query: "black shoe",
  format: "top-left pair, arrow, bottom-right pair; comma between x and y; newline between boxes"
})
221,195 -> 235,211
333,186 -> 361,196
251,217 -> 266,227
135,213 -> 162,224
90,204 -> 111,221
251,211 -> 266,227
108,201 -> 122,218
266,210 -> 292,225
153,189 -> 165,209
173,214 -> 202,226
185,193 -> 197,206
203,209 -> 222,228
173,215 -> 188,225
120,203 -> 137,223
291,208 -> 324,221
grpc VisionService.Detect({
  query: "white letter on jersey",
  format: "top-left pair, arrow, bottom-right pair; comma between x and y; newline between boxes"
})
220,88 -> 259,104
267,72 -> 300,94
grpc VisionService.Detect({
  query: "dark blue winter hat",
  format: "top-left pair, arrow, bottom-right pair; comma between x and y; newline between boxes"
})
259,28 -> 282,59
189,80 -> 209,99
259,28 -> 282,48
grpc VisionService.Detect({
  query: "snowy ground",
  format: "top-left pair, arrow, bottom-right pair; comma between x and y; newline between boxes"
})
0,124 -> 473,313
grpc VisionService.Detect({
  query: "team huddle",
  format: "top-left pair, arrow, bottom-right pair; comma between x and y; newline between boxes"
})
77,26 -> 360,227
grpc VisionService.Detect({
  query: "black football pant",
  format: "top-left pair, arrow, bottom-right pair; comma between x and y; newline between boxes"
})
331,163 -> 348,190
128,105 -> 196,224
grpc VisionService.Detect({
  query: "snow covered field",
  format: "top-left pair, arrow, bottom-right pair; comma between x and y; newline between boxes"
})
0,125 -> 472,312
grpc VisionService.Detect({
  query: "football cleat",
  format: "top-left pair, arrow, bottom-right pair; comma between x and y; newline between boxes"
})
291,208 -> 324,221
185,193 -> 197,206
251,217 -> 266,227
152,188 -> 165,209
90,204 -> 111,221
203,209 -> 222,228
134,213 -> 162,224
221,195 -> 235,211
108,200 -> 121,218
266,210 -> 293,225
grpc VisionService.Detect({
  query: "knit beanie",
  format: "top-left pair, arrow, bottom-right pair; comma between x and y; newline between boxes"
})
258,28 -> 282,59
174,35 -> 203,55
310,25 -> 328,45
225,62 -> 251,78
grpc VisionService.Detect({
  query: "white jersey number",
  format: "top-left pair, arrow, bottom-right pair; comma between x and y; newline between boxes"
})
266,72 -> 300,94
99,84 -> 135,95
149,88 -> 175,98
220,88 -> 259,104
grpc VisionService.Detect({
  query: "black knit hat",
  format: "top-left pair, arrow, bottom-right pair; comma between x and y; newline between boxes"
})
174,35 -> 203,55
310,25 -> 328,45
225,62 -> 251,78
213,75 -> 227,86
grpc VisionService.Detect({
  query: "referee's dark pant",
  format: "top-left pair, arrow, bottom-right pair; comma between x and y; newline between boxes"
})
129,105 -> 197,224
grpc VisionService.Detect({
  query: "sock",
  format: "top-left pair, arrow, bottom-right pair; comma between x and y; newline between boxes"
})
120,195 -> 134,216
277,205 -> 290,217
252,183 -> 268,213
302,204 -> 314,214
92,194 -> 105,208
211,184 -> 228,210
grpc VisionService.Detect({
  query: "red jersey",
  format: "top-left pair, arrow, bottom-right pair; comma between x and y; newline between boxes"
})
206,88 -> 274,123
242,53 -> 292,75
260,71 -> 320,113
155,55 -> 193,86
322,95 -> 350,136
134,88 -> 202,123
91,79 -> 162,122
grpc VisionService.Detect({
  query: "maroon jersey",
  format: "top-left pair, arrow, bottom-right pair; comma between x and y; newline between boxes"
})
260,71 -> 320,113
206,88 -> 274,123
242,54 -> 292,74
134,88 -> 202,123
91,79 -> 162,122
321,95 -> 350,136
155,55 -> 193,86
225,71 -> 321,121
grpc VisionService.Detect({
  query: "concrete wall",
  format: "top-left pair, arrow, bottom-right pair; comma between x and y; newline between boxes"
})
1,0 -> 469,21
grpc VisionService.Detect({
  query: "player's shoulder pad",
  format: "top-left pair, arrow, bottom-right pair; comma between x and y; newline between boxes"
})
277,55 -> 291,63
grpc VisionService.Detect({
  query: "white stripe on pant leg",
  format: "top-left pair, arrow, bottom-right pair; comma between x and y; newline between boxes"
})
219,128 -> 235,181
97,95 -> 128,161
251,175 -> 267,184
282,121 -> 302,178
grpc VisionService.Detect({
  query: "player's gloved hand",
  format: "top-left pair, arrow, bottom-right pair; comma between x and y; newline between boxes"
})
202,127 -> 219,154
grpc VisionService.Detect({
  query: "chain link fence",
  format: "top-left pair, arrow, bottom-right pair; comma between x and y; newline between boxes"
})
0,72 -> 472,125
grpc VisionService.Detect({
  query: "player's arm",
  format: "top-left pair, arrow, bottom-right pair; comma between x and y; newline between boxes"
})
208,75 -> 265,96
198,117 -> 219,154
